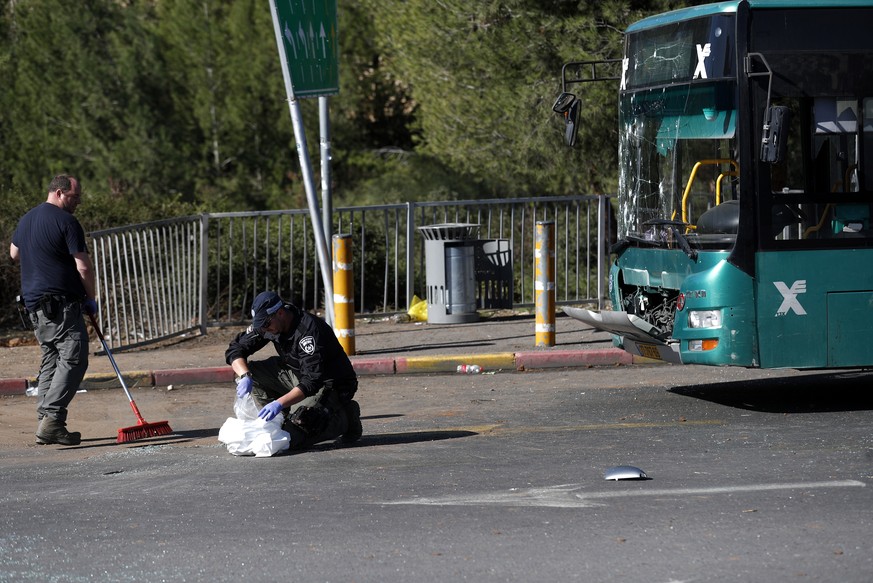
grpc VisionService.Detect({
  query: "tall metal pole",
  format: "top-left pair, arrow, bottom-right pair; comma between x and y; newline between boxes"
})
406,202 -> 415,312
597,195 -> 607,310
198,214 -> 209,335
269,2 -> 334,325
320,96 -> 333,268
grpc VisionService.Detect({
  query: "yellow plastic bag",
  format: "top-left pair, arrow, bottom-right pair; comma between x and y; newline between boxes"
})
407,294 -> 428,322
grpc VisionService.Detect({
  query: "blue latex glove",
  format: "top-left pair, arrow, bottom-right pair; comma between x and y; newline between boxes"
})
83,298 -> 98,316
236,375 -> 253,398
258,401 -> 283,422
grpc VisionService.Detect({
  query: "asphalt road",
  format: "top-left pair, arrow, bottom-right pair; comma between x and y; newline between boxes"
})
1,364 -> 872,582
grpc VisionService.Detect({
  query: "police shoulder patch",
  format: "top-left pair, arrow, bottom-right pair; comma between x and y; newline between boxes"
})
299,335 -> 316,355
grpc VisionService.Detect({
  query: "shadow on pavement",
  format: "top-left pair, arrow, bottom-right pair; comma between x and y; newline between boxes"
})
48,427 -> 222,451
293,429 -> 479,454
175,428 -> 221,439
60,427 -> 476,453
668,370 -> 873,414
356,429 -> 478,446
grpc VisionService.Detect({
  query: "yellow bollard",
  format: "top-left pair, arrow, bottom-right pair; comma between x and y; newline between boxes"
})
535,221 -> 556,347
332,234 -> 355,356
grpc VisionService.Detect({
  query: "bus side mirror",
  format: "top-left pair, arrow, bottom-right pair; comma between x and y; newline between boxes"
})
564,100 -> 581,147
553,92 -> 580,147
761,106 -> 791,164
552,92 -> 576,114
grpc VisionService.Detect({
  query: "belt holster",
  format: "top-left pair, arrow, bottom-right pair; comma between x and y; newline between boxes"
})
16,295 -> 31,330
284,405 -> 330,435
39,295 -> 60,319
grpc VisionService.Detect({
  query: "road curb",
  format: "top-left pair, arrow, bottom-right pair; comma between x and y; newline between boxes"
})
396,353 -> 517,374
81,371 -> 154,390
515,348 -> 632,370
153,367 -> 234,387
349,357 -> 396,375
0,348 -> 657,395
0,378 -> 27,396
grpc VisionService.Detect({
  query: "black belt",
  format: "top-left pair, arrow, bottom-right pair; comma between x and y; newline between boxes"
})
32,294 -> 84,318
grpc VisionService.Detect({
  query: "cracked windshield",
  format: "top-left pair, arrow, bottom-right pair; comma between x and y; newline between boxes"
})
617,15 -> 737,246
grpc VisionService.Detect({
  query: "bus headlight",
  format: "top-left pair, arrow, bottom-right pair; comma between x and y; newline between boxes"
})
688,309 -> 722,328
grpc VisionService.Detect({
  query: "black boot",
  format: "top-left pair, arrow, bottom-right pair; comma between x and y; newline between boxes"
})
342,400 -> 362,444
36,417 -> 82,446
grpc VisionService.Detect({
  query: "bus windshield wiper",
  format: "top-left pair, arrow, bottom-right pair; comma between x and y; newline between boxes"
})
642,219 -> 699,261
611,235 -> 664,254
670,224 -> 698,260
613,220 -> 699,260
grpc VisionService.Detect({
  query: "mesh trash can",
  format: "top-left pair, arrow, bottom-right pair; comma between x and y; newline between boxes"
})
475,239 -> 513,310
419,223 -> 480,324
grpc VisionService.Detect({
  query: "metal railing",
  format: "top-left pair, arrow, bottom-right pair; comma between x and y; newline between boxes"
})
89,195 -> 612,350
90,217 -> 204,350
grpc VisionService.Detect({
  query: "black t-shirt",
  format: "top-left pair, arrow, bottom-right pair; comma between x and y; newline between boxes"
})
12,202 -> 88,311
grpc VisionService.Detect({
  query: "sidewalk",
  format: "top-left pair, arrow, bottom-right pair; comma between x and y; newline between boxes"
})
0,311 -> 646,396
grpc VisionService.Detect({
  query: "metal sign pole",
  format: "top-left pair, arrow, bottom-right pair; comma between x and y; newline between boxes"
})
269,0 -> 335,326
320,96 -> 333,269
289,99 -> 335,326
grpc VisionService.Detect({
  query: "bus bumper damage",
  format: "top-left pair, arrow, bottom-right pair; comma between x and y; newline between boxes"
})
564,307 -> 683,363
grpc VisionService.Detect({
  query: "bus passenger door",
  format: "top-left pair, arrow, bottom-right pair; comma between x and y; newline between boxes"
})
826,290 -> 873,367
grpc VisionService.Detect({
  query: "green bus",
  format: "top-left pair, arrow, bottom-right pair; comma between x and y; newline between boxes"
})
556,0 -> 873,368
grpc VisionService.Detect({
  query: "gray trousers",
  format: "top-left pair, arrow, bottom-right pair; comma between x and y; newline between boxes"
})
29,300 -> 89,424
248,356 -> 349,450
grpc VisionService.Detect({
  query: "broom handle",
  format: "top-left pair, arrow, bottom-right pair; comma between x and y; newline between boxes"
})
87,313 -> 148,425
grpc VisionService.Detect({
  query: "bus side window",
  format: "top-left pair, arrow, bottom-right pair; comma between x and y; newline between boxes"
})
769,100 -> 806,239
772,204 -> 806,239
769,100 -> 803,195
832,203 -> 870,237
863,98 -> 873,191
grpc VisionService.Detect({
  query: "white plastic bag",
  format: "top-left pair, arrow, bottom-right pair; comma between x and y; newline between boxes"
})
218,395 -> 290,457
234,393 -> 261,421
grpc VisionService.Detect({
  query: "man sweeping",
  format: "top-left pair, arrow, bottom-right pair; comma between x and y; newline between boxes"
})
225,291 -> 362,450
10,174 -> 98,446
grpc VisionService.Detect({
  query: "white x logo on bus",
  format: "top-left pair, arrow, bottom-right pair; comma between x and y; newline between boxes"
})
693,43 -> 711,79
774,280 -> 807,316
621,58 -> 629,91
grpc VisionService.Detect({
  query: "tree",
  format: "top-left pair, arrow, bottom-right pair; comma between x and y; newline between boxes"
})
0,0 -> 187,216
211,0 -> 300,210
353,0 -> 690,197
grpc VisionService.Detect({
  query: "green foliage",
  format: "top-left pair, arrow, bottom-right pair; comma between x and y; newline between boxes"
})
3,1 -> 165,198
337,152 -> 481,206
356,0 -> 680,197
330,0 -> 420,201
0,0 -> 690,207
0,0 -> 693,327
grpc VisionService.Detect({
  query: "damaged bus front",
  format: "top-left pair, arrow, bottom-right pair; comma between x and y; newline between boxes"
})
556,1 -> 873,368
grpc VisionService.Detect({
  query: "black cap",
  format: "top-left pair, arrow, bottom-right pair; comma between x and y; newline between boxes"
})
251,291 -> 284,330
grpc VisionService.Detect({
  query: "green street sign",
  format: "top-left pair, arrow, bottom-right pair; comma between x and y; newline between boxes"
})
270,0 -> 339,98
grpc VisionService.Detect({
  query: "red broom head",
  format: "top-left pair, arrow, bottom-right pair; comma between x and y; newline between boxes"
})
116,421 -> 173,444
